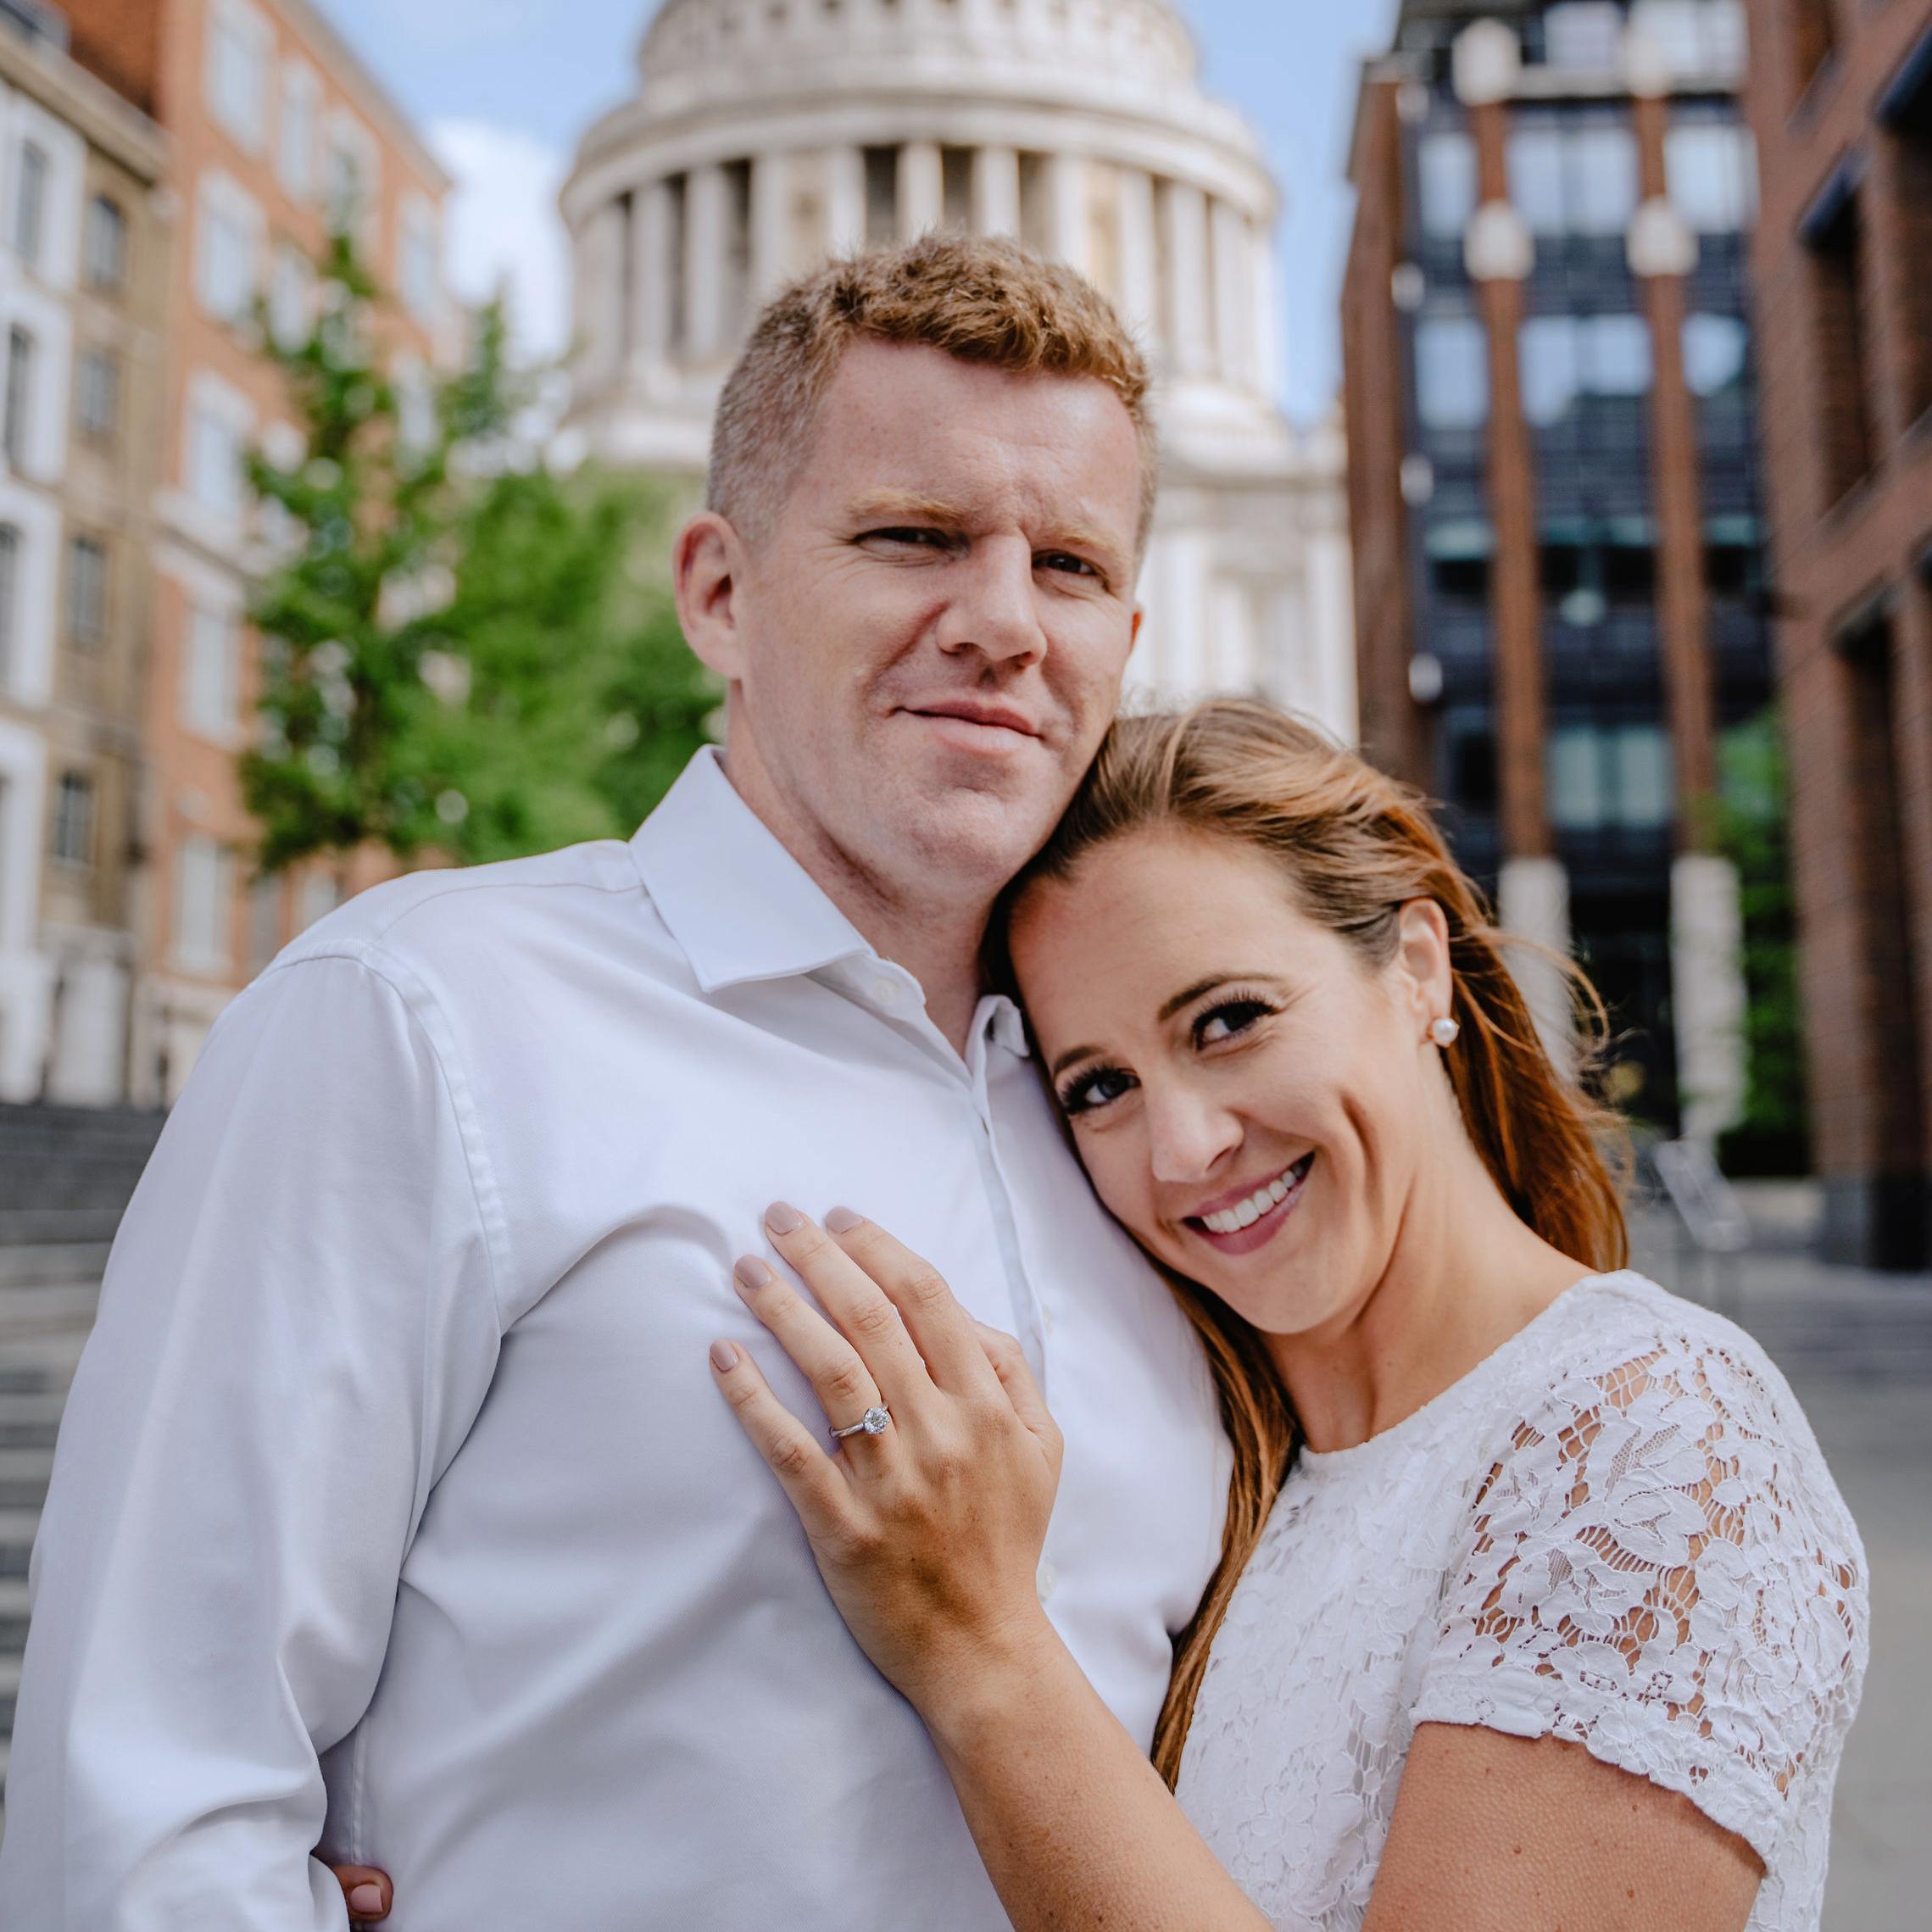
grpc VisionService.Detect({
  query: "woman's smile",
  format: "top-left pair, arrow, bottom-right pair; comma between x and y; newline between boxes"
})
1180,1151 -> 1315,1256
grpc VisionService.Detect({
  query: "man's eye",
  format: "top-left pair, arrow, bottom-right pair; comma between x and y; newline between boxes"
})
864,526 -> 948,549
1059,1064 -> 1134,1116
1194,999 -> 1273,1047
1038,551 -> 1100,578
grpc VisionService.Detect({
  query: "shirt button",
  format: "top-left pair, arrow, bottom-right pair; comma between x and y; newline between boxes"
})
1036,1562 -> 1058,1605
1042,1306 -> 1055,1337
871,977 -> 900,1006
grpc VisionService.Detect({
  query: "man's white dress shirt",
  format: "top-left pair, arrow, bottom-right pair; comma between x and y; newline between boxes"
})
0,749 -> 1228,1929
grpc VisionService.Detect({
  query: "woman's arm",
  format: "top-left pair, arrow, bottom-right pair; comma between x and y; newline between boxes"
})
1364,1723 -> 1762,1932
714,1207 -> 1269,1932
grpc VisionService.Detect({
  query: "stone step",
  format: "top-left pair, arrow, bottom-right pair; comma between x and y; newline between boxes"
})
0,1281 -> 102,1347
0,1395 -> 64,1451
0,1447 -> 54,1514
0,1577 -> 27,1653
0,1207 -> 123,1249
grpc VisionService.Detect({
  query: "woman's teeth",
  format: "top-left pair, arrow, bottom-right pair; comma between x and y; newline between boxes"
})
1198,1155 -> 1311,1235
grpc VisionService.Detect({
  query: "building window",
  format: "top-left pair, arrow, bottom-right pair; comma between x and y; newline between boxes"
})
66,534 -> 109,648
206,0 -> 270,151
398,195 -> 440,326
323,114 -> 379,236
278,61 -> 318,199
182,603 -> 241,735
1683,312 -> 1750,397
1630,1 -> 1750,78
1879,31 -> 1932,429
0,524 -> 17,686
1413,315 -> 1489,429
85,193 -> 128,290
51,771 -> 96,869
197,176 -> 262,323
1520,314 -> 1653,425
187,396 -> 248,518
1665,119 -> 1757,232
1801,161 -> 1876,506
1425,519 -> 1495,601
863,145 -> 899,245
247,871 -> 284,974
1416,131 -> 1478,240
1017,151 -> 1051,256
269,241 -> 314,348
296,868 -> 341,933
941,147 -> 973,233
1543,3 -> 1625,71
3,326 -> 32,470
76,347 -> 120,443
1507,117 -> 1640,237
175,835 -> 237,972
1548,723 -> 1674,831
13,139 -> 47,269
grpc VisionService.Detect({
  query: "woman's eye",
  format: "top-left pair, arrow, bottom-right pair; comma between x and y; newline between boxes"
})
1059,1065 -> 1135,1116
1194,999 -> 1273,1047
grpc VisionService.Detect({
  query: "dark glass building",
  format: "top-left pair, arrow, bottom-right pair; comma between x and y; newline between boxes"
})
1343,0 -> 1773,1134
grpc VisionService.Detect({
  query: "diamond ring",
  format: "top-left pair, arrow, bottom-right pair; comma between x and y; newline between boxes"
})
828,1404 -> 891,1441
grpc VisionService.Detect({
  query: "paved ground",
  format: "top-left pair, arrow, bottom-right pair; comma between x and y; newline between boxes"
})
1,1197 -> 1927,1923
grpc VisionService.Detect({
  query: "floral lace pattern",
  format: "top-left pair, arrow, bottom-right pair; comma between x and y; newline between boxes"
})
1174,1274 -> 1867,1931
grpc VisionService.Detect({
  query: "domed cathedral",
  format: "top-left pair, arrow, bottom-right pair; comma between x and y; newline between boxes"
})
558,0 -> 1356,739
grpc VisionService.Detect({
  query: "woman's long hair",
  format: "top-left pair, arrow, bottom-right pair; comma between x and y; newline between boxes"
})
989,700 -> 1630,1789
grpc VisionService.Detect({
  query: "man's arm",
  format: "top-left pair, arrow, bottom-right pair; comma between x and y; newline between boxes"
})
0,950 -> 505,1928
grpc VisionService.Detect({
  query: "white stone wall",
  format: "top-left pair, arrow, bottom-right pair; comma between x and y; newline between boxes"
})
559,0 -> 1357,738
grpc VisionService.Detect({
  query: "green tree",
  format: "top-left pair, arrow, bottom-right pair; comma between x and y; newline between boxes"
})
1712,709 -> 1812,1175
242,230 -> 716,874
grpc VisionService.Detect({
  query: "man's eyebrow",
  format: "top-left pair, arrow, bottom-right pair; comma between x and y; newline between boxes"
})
844,491 -> 968,526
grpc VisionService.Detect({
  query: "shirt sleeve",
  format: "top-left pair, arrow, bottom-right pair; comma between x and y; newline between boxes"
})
1408,1327 -> 1868,1868
0,949 -> 507,1929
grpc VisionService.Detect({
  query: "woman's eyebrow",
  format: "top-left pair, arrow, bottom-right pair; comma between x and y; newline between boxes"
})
1048,972 -> 1271,1077
1049,1041 -> 1105,1080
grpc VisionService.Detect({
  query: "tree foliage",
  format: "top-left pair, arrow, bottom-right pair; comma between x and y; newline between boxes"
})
241,230 -> 717,874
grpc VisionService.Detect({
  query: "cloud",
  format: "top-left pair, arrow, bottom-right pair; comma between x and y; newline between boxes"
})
427,118 -> 571,365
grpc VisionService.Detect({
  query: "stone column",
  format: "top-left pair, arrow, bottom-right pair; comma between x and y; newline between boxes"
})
1249,217 -> 1281,399
1457,20 -> 1573,1062
1115,167 -> 1159,342
973,145 -> 1020,238
898,141 -> 944,240
1045,152 -> 1088,274
685,163 -> 731,361
749,151 -> 790,303
1210,198 -> 1250,383
636,178 -> 676,369
1159,178 -> 1212,378
825,146 -> 866,254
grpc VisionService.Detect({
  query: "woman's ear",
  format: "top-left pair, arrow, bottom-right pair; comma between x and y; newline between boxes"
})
1394,899 -> 1454,1031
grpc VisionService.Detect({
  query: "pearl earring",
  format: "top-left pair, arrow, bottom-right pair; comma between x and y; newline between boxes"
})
1428,1016 -> 1461,1049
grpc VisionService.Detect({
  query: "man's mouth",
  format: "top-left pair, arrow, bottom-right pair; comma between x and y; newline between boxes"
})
1183,1153 -> 1316,1252
902,700 -> 1040,739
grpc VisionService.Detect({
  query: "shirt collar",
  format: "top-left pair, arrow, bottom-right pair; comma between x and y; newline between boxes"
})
630,749 -> 1033,1060
630,748 -> 874,994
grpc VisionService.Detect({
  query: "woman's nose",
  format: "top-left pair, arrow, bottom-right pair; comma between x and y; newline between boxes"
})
1144,1085 -> 1241,1185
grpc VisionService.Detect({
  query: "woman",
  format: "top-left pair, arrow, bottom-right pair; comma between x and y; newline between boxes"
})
707,701 -> 1866,1932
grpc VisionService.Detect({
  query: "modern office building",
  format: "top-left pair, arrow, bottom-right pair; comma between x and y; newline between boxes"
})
0,0 -> 168,1103
1344,0 -> 1771,1133
60,0 -> 453,1101
559,0 -> 1357,739
1741,0 -> 1932,1266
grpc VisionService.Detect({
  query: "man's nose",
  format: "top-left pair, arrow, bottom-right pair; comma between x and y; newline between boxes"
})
933,536 -> 1047,668
1145,1083 -> 1242,1186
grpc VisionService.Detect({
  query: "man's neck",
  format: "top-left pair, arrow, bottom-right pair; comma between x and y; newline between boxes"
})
718,749 -> 997,1056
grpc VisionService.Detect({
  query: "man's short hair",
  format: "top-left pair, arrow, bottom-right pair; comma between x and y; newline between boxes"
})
708,233 -> 1159,554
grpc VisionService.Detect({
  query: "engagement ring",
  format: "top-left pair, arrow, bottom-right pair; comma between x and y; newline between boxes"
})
829,1405 -> 892,1441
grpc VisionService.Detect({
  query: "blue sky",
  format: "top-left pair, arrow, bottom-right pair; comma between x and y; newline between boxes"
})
310,0 -> 1401,424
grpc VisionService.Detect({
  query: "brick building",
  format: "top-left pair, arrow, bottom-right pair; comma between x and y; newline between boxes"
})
60,0 -> 453,1102
1343,0 -> 1773,1135
0,0 -> 168,1104
1742,0 -> 1932,1267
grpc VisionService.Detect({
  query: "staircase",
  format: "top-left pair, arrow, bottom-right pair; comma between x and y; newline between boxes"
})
0,1103 -> 165,1815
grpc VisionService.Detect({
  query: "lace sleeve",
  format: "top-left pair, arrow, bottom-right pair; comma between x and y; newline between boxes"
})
1409,1324 -> 1868,1865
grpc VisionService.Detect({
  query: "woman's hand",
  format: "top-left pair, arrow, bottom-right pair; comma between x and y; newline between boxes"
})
711,1204 -> 1063,1718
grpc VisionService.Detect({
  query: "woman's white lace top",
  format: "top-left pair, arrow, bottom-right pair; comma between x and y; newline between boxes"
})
1174,1272 -> 1867,1930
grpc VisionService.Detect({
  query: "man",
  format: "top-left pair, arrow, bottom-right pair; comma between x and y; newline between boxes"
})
0,237 -> 1228,1929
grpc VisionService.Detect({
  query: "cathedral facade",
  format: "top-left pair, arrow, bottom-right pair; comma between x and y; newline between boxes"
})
559,0 -> 1356,740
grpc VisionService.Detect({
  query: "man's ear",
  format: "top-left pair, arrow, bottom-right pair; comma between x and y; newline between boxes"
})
1394,898 -> 1453,1029
1127,603 -> 1144,660
674,510 -> 751,682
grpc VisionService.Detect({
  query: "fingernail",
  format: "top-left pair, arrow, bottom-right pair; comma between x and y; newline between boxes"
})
710,1339 -> 739,1372
825,1206 -> 865,1233
733,1256 -> 775,1295
765,1201 -> 804,1233
348,1884 -> 384,1915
